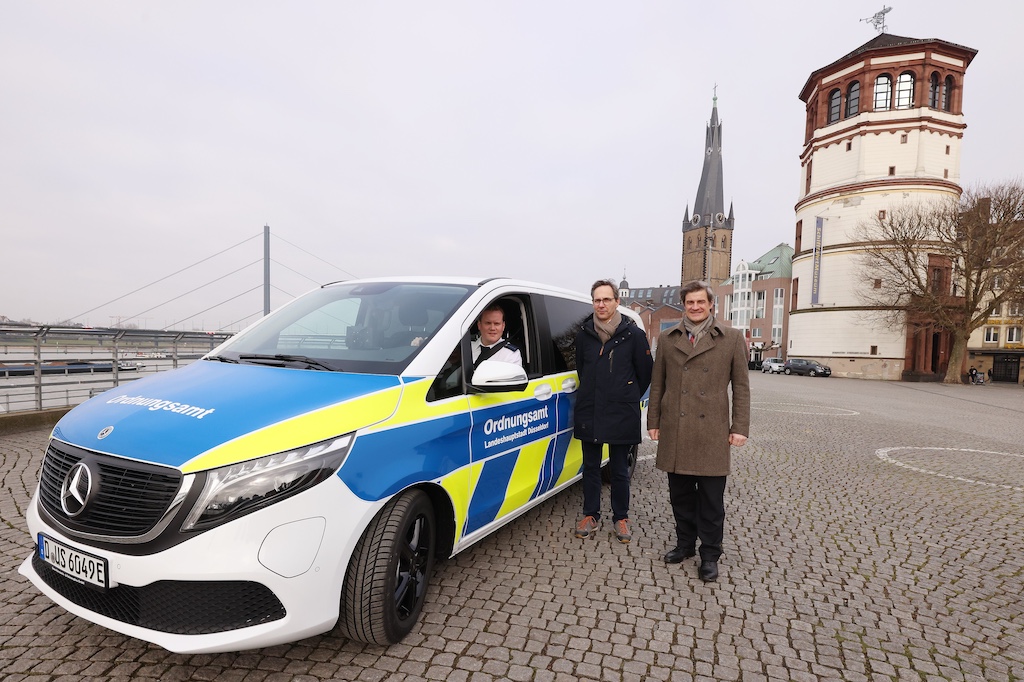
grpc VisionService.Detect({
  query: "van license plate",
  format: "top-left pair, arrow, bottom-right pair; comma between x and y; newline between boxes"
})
38,534 -> 108,590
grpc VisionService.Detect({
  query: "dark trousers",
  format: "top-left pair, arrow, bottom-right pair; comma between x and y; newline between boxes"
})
667,473 -> 727,562
582,441 -> 631,522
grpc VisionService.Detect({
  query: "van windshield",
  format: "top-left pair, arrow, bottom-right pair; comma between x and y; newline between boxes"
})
213,282 -> 475,375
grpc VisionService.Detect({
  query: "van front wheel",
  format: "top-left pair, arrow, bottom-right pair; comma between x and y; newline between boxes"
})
338,489 -> 435,645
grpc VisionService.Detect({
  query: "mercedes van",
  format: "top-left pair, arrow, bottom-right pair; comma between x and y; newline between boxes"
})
20,277 -> 643,653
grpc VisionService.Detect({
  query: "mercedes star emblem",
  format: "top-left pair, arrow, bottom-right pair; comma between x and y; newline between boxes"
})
60,462 -> 93,517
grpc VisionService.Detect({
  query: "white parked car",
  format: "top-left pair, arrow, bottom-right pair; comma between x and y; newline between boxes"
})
761,358 -> 785,373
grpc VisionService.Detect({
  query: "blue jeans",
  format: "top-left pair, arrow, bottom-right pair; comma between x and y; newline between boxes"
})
582,441 -> 632,523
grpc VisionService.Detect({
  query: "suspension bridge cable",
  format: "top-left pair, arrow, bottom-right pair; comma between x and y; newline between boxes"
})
269,258 -> 325,287
67,232 -> 263,321
165,285 -> 263,330
118,260 -> 262,327
271,233 -> 358,279
224,311 -> 262,331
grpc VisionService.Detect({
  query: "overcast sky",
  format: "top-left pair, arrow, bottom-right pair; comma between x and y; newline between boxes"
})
2,2 -> 1021,330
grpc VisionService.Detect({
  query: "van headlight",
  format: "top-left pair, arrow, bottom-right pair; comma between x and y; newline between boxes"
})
181,435 -> 354,531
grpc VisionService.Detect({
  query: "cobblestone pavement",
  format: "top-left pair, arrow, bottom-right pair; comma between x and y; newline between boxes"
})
2,374 -> 1023,681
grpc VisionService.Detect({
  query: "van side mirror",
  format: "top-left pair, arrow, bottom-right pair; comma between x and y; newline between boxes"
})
469,359 -> 528,393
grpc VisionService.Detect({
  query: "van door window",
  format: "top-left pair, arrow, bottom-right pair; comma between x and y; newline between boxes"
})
538,296 -> 591,372
427,295 -> 536,401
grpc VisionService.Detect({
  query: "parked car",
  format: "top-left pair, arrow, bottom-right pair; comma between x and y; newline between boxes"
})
20,276 -> 646,653
783,358 -> 832,376
761,358 -> 785,374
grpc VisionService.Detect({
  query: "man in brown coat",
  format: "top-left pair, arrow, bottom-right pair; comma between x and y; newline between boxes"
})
647,280 -> 750,582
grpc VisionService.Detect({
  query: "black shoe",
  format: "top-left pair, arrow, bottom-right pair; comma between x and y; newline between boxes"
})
699,560 -> 719,582
663,546 -> 696,564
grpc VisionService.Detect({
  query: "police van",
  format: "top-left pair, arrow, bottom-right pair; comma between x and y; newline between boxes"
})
20,277 -> 643,653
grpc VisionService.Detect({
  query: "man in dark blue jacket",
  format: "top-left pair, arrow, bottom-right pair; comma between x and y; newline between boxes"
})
573,279 -> 653,543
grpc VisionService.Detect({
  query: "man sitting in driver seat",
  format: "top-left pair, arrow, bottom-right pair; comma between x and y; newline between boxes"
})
472,304 -> 523,368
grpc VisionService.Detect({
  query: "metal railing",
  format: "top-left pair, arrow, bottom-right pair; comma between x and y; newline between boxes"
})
0,325 -> 233,415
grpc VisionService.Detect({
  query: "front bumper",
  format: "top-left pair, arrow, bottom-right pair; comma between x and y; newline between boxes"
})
19,475 -> 382,653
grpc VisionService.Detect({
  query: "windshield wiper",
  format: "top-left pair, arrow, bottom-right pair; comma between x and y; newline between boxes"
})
205,355 -> 239,363
237,353 -> 338,372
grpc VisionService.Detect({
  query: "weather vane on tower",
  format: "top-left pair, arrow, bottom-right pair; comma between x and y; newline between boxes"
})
861,6 -> 892,34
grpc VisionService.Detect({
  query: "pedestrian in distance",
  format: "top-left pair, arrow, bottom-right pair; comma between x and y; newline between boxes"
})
647,280 -> 750,582
573,279 -> 653,544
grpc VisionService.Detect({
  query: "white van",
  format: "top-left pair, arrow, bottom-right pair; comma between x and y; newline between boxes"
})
20,277 -> 642,653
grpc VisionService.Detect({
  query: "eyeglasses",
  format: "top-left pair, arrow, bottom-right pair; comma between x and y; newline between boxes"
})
592,298 -> 616,305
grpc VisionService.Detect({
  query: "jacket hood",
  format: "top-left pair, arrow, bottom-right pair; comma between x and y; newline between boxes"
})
51,360 -> 403,473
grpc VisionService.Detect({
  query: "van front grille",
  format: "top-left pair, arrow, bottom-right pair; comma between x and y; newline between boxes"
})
39,441 -> 182,537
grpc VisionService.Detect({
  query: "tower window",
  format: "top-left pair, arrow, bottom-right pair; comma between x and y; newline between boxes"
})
942,76 -> 954,111
878,210 -> 887,220
900,134 -> 908,144
888,166 -> 896,176
928,72 -> 941,108
944,169 -> 949,179
895,72 -> 915,109
846,141 -> 853,151
795,220 -> 803,252
870,345 -> 878,355
828,89 -> 842,124
946,145 -> 950,155
846,81 -> 860,117
874,74 -> 892,111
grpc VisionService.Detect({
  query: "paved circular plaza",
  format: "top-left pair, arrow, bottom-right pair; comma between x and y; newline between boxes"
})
2,374 -> 1022,681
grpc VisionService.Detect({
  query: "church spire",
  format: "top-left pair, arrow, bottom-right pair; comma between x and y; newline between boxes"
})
680,93 -> 735,286
690,96 -> 726,230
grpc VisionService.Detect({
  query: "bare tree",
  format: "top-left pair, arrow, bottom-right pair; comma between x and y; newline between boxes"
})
856,180 -> 1024,383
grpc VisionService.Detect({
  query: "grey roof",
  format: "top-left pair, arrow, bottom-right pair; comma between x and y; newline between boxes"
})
684,97 -> 734,233
620,285 -> 682,305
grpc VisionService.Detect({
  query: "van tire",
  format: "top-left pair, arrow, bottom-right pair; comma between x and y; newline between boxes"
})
338,489 -> 435,645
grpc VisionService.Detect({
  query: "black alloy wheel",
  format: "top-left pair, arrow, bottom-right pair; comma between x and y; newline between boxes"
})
338,489 -> 436,645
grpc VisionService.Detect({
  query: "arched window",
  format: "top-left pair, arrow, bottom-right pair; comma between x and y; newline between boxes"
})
827,88 -> 842,123
874,74 -> 892,111
943,75 -> 954,111
928,72 -> 941,108
895,72 -> 915,109
845,81 -> 860,117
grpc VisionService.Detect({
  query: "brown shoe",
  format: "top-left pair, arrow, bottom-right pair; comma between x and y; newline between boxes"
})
614,518 -> 632,544
574,515 -> 598,539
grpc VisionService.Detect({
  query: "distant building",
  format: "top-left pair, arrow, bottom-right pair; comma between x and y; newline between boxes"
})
967,298 -> 1024,383
618,279 -> 683,354
717,243 -> 794,363
789,33 -> 977,379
